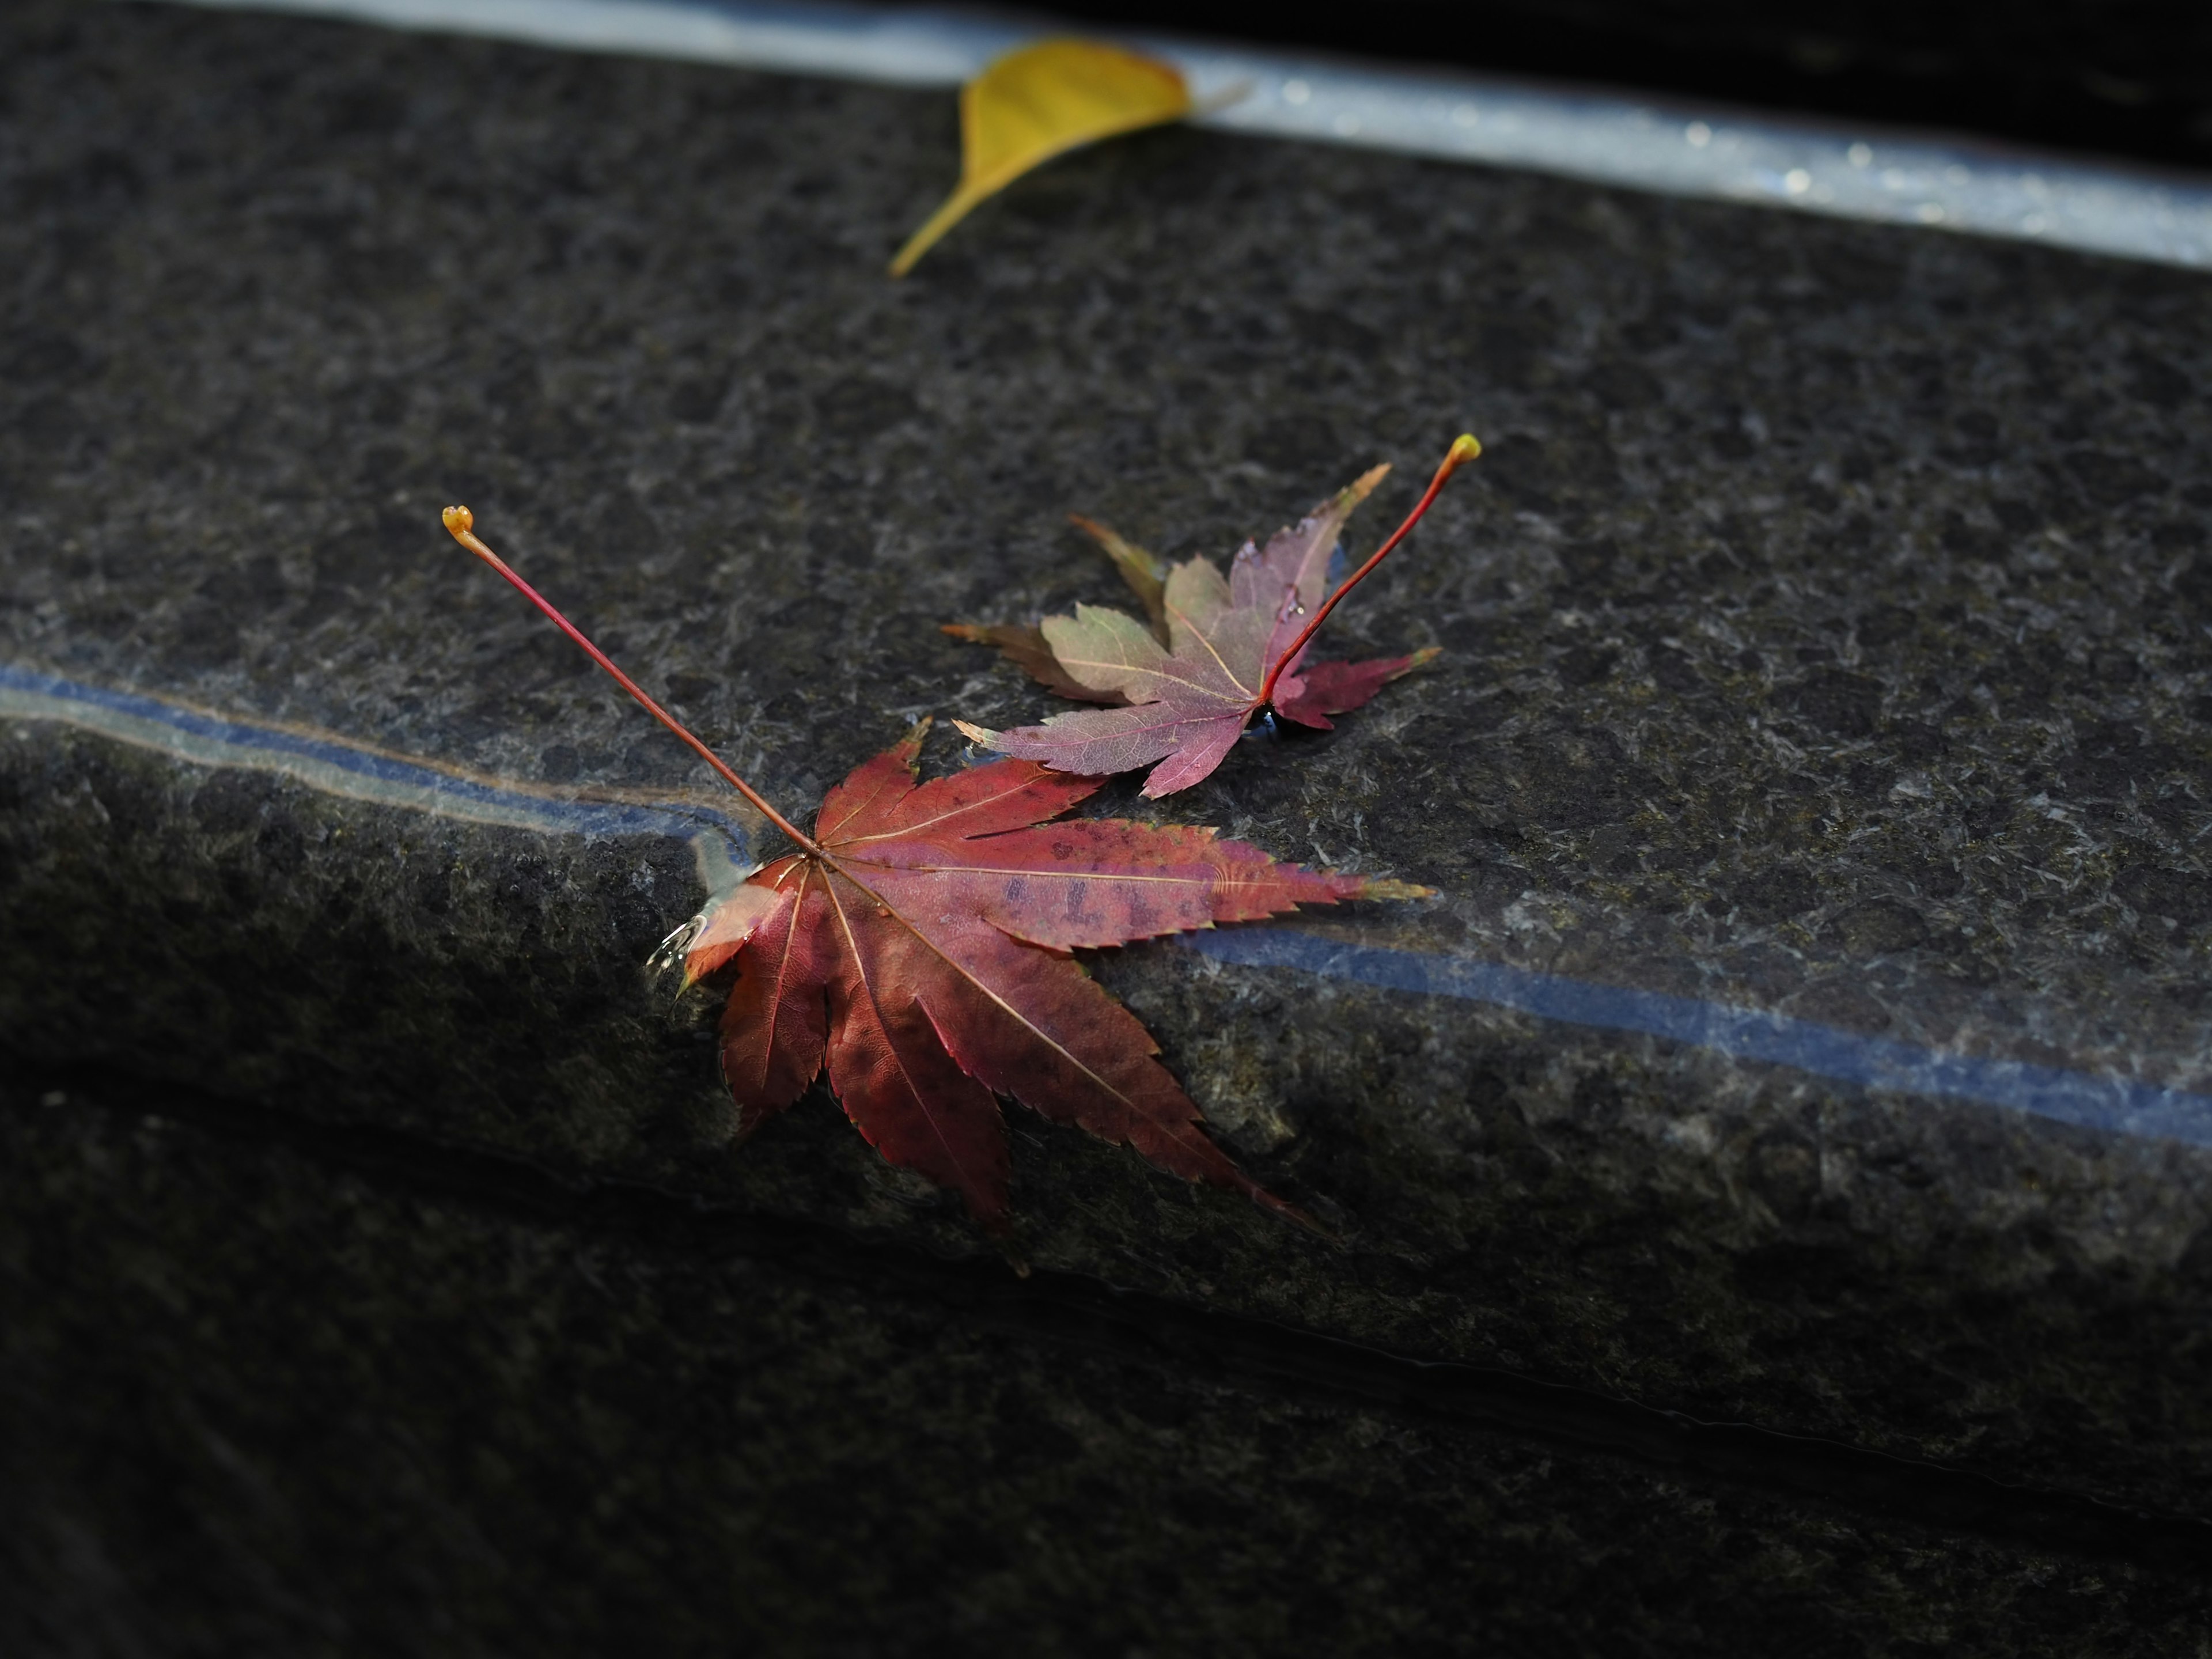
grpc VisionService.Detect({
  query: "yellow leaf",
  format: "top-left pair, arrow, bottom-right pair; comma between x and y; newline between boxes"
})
889,39 -> 1192,278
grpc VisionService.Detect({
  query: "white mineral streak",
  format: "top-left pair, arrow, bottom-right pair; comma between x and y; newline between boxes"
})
156,0 -> 2212,270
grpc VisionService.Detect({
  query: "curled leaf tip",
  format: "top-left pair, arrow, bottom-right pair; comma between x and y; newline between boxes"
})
1339,463 -> 1392,509
953,718 -> 1002,748
441,505 -> 474,537
1355,877 -> 1438,902
1068,513 -> 1171,630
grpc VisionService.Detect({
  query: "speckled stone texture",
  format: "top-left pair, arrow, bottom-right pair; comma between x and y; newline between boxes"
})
5,0 -> 2212,1645
11,1068 -> 2208,1658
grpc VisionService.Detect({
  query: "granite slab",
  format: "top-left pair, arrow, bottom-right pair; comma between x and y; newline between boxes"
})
5,0 -> 2212,1619
8,1061 -> 2210,1657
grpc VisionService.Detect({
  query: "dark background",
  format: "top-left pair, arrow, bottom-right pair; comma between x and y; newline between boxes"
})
946,0 -> 2212,166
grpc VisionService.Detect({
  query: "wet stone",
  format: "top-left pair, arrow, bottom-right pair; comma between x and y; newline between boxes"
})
5,0 -> 2212,1645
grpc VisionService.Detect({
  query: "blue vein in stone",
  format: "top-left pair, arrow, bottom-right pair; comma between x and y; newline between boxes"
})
1181,928 -> 2212,1147
0,662 -> 757,852
8,660 -> 2211,1146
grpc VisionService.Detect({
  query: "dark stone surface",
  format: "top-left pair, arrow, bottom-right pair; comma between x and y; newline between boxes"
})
6,0 -> 2212,1642
5,1067 -> 2208,1657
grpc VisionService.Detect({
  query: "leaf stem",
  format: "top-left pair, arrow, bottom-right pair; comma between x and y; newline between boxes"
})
1255,434 -> 1482,710
441,506 -> 822,855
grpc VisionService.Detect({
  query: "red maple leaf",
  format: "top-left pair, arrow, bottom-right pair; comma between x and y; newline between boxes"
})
441,507 -> 1427,1236
950,435 -> 1480,796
